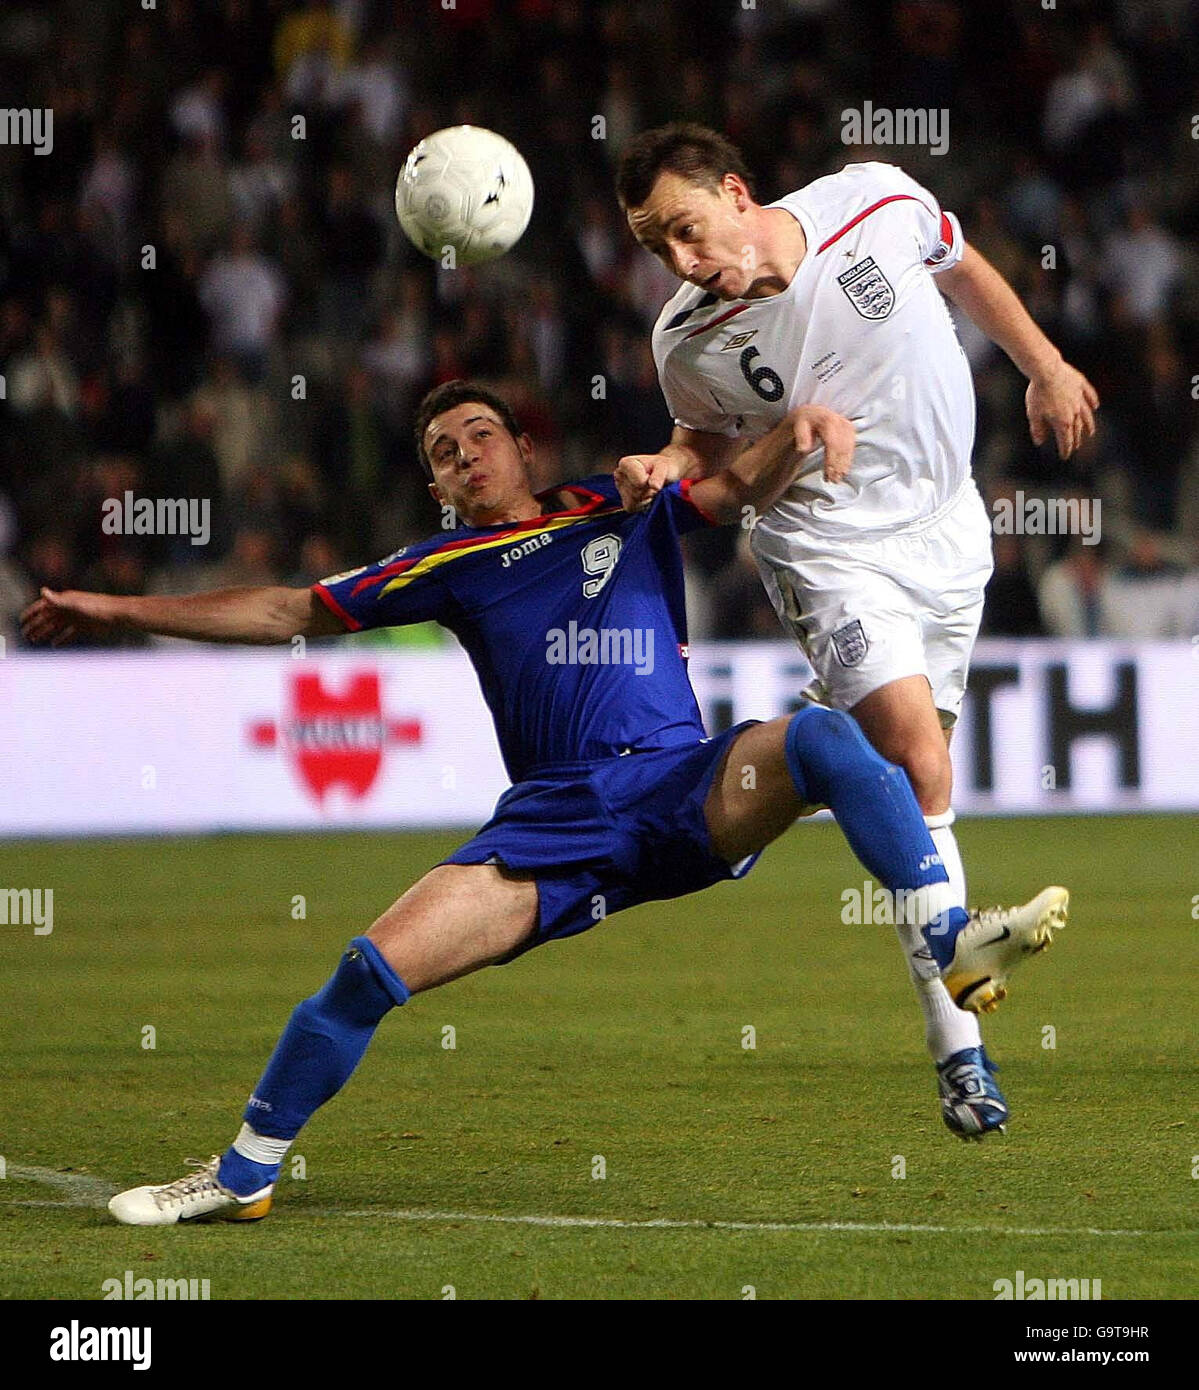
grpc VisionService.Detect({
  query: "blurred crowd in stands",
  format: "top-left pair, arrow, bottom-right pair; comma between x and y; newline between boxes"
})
1,0 -> 1197,649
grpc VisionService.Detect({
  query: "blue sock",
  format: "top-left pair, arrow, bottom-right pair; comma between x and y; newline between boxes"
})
783,706 -> 967,963
218,937 -> 409,1195
218,1146 -> 280,1198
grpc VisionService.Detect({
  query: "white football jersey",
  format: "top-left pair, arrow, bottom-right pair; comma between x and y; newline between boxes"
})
652,162 -> 976,539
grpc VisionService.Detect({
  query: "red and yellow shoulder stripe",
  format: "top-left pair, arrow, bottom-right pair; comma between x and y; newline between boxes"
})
344,484 -> 625,604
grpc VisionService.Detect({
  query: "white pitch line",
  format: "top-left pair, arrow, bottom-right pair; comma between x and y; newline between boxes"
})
3,1200 -> 104,1208
0,1172 -> 1178,1238
5,1165 -> 116,1208
329,1208 -> 1164,1238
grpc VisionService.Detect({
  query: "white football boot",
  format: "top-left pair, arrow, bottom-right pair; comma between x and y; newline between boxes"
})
108,1156 -> 273,1226
941,886 -> 1069,1014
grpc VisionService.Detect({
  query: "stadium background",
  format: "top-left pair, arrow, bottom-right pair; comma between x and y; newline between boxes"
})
1,0 -> 1197,650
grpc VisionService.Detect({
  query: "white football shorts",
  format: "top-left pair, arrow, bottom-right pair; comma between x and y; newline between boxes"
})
751,482 -> 994,722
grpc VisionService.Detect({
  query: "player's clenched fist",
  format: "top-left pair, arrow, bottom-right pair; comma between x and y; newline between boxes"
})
20,588 -> 122,646
791,404 -> 855,483
615,453 -> 672,511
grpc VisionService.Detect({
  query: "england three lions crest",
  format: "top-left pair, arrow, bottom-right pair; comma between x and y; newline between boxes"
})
832,619 -> 869,667
837,255 -> 894,320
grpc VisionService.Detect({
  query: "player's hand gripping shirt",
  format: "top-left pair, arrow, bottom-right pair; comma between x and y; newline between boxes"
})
314,476 -> 714,781
652,162 -> 975,541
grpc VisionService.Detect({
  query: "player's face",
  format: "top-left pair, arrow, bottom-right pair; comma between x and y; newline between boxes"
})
626,171 -> 755,300
424,402 -> 536,525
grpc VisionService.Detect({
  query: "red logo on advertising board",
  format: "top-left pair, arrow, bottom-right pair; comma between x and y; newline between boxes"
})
248,670 -> 422,804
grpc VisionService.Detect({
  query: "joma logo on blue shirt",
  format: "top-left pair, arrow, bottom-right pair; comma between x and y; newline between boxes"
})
500,532 -> 553,567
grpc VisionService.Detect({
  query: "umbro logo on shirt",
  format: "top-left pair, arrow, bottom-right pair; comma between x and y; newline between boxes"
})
721,329 -> 758,352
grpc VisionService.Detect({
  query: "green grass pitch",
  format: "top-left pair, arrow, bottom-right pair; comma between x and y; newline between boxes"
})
0,815 -> 1194,1300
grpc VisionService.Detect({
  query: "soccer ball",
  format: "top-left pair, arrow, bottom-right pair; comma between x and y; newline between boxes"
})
395,125 -> 534,267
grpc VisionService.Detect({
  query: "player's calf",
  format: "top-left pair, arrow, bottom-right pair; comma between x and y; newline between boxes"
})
109,935 -> 410,1225
780,705 -> 962,926
713,706 -> 1063,1139
108,866 -> 538,1226
766,708 -> 1067,1013
851,675 -> 954,815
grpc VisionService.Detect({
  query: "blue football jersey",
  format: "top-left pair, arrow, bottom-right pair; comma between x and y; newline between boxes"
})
313,474 -> 718,781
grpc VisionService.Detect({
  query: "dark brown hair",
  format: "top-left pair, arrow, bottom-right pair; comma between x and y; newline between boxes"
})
412,379 -> 522,479
616,122 -> 755,208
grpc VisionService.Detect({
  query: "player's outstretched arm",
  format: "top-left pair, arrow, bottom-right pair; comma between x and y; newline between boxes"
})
614,425 -> 739,510
679,405 -> 855,526
20,585 -> 344,647
936,244 -> 1099,459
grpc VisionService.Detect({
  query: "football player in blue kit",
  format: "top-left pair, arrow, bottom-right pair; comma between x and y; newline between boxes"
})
22,380 -> 1067,1224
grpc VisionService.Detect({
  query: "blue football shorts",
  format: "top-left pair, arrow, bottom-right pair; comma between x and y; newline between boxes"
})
442,721 -> 761,960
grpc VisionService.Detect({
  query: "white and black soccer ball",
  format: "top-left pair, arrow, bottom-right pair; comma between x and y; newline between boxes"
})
395,125 -> 534,268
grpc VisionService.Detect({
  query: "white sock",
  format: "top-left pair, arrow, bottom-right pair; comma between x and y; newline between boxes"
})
914,975 -> 981,1060
925,811 -> 966,908
232,1123 -> 293,1167
895,841 -> 982,1063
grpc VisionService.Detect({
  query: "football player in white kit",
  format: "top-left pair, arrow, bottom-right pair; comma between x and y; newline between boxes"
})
616,124 -> 1093,1138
